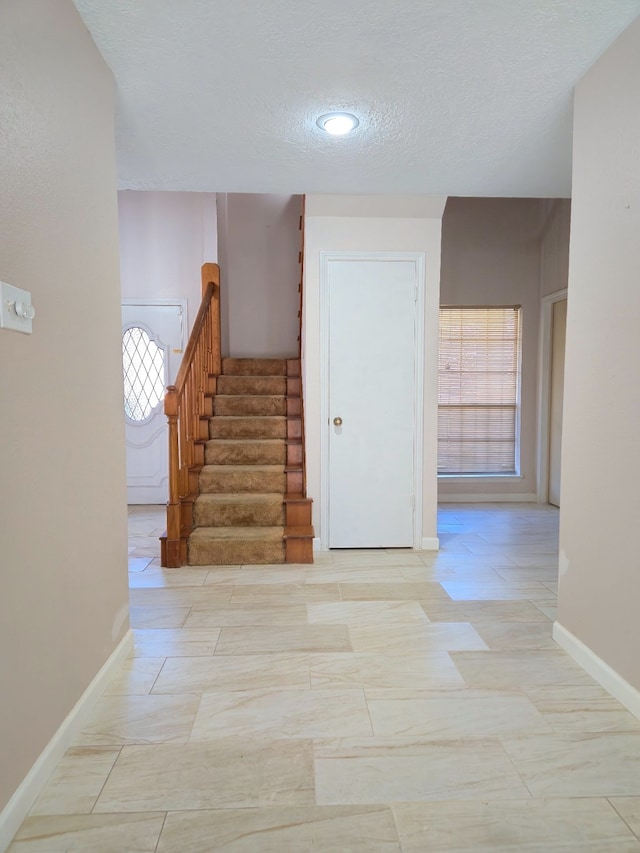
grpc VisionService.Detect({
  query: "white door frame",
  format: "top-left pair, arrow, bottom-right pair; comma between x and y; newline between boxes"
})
536,288 -> 568,503
319,251 -> 426,549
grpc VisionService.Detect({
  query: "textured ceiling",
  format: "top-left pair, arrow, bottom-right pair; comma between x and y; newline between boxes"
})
72,0 -> 640,197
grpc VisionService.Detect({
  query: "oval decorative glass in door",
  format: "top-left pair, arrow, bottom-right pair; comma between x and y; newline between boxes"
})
122,326 -> 166,421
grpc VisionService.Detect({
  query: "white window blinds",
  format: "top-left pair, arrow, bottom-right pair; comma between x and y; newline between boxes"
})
438,306 -> 521,474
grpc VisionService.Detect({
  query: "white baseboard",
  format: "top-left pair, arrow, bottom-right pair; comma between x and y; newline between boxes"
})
0,629 -> 133,852
438,492 -> 538,504
420,537 -> 440,551
553,622 -> 640,719
312,537 -> 325,552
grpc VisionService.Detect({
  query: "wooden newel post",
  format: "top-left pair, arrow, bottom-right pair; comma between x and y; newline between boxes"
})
164,386 -> 182,566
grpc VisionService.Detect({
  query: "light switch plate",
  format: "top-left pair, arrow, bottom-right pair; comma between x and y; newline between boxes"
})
0,281 -> 34,334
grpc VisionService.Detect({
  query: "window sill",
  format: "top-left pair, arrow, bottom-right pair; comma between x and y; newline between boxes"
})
438,474 -> 524,483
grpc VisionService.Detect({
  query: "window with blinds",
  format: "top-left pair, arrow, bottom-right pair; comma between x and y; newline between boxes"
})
438,306 -> 522,475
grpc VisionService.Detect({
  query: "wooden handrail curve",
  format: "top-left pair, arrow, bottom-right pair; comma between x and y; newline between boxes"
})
161,262 -> 221,567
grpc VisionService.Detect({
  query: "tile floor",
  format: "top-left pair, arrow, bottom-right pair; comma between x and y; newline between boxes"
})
9,504 -> 640,851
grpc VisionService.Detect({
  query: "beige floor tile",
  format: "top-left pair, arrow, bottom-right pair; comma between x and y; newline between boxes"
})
310,652 -> 465,690
229,583 -> 341,603
410,566 -> 506,583
204,567 -> 307,585
501,732 -> 640,797
523,685 -> 640,733
75,693 -> 201,745
493,565 -> 559,582
349,622 -> 488,653
129,567 -> 209,587
610,798 -> 640,839
129,587 -> 234,608
8,813 -> 165,852
391,799 -> 640,852
367,691 -> 550,737
303,566 -> 424,584
307,601 -> 429,626
156,806 -> 400,853
451,650 -> 595,689
314,737 -> 531,803
330,551 -> 425,567
215,625 -> 352,654
152,654 -> 310,692
128,556 -> 153,573
338,582 -> 450,602
472,621 -> 558,651
441,580 -> 553,601
94,740 -> 315,811
185,604 -> 308,627
422,599 -> 549,622
532,600 -> 558,620
190,688 -> 372,740
132,627 -> 221,657
129,605 -> 191,629
29,748 -> 120,815
103,657 -> 165,695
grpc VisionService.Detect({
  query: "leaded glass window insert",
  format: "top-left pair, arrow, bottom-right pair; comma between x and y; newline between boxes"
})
122,326 -> 165,421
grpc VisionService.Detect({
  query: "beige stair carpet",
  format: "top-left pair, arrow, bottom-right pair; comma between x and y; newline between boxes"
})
188,358 -> 291,566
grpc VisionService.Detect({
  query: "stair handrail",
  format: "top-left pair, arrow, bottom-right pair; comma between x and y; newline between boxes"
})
162,262 -> 221,567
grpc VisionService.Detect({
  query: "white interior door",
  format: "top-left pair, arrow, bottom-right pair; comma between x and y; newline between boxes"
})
548,297 -> 567,507
122,302 -> 185,504
327,257 -> 418,548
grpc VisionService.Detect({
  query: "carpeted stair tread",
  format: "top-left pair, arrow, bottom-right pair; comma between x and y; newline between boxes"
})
191,525 -> 284,542
199,464 -> 286,494
214,395 -> 286,417
197,492 -> 284,505
217,375 -> 287,396
222,358 -> 288,376
205,438 -> 286,466
188,526 -> 285,565
194,493 -> 285,527
209,416 -> 287,439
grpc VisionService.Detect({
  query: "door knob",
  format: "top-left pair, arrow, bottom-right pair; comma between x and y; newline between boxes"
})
333,417 -> 343,426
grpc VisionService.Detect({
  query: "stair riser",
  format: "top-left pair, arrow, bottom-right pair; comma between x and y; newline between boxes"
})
209,419 -> 287,439
200,469 -> 286,494
205,442 -> 286,466
194,501 -> 285,528
188,539 -> 285,566
214,396 -> 286,417
217,376 -> 287,396
222,358 -> 287,376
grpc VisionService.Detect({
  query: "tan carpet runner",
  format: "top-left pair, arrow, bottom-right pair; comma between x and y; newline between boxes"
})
188,358 -> 290,565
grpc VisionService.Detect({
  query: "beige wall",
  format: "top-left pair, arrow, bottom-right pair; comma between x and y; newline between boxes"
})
557,17 -> 640,690
540,199 -> 571,298
303,195 -> 446,547
0,0 -> 128,816
221,194 -> 302,358
118,191 -> 218,332
439,198 -> 544,499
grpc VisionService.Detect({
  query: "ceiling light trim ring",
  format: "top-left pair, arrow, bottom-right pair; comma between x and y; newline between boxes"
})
316,112 -> 360,136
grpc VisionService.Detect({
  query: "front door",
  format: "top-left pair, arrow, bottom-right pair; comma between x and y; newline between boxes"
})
326,257 -> 418,548
122,301 -> 185,504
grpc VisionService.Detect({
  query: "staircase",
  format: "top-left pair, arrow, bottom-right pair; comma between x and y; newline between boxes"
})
187,357 -> 313,565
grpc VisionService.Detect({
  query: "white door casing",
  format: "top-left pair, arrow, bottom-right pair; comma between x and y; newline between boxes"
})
320,252 -> 425,549
536,289 -> 568,504
122,300 -> 186,504
548,297 -> 567,507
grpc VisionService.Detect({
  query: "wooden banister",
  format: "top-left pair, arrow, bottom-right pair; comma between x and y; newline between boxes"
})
161,263 -> 221,567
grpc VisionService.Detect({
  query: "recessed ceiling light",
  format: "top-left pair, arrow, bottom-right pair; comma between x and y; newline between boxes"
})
316,112 -> 359,136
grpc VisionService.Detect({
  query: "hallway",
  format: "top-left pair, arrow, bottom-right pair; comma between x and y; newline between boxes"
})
9,505 -> 640,851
